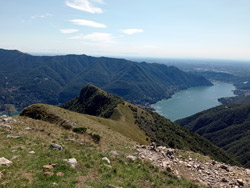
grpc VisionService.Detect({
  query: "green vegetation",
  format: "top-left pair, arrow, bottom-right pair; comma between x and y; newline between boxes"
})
61,85 -> 123,118
176,103 -> 250,167
72,127 -> 87,134
1,109 -> 201,187
219,95 -> 250,105
62,85 -> 238,166
0,49 -> 211,111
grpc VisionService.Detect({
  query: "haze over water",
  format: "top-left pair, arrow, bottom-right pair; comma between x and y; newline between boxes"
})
152,82 -> 236,121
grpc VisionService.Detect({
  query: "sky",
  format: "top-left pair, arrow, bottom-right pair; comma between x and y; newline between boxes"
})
0,0 -> 250,60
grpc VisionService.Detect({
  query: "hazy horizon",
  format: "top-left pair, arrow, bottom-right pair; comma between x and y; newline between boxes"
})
1,0 -> 250,60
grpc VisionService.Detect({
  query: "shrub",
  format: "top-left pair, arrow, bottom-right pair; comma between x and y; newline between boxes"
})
73,127 -> 87,134
90,133 -> 101,143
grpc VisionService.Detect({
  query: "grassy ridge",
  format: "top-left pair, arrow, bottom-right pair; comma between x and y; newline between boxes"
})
1,107 -> 200,188
61,85 -> 238,166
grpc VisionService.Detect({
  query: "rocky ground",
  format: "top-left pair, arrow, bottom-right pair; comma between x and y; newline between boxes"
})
136,144 -> 250,188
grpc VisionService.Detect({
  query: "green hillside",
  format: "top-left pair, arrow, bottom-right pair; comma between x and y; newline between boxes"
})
219,95 -> 250,105
0,49 -> 211,111
0,104 -> 203,188
176,103 -> 250,167
61,85 -> 238,166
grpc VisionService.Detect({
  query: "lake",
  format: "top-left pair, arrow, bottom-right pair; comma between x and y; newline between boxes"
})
152,82 -> 236,121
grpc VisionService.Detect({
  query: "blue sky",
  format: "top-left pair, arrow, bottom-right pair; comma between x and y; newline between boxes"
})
0,0 -> 250,60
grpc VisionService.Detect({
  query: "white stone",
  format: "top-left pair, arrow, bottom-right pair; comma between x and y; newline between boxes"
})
3,118 -> 12,122
0,124 -> 12,129
0,157 -> 13,166
109,150 -> 119,156
102,157 -> 111,164
246,169 -> 250,175
63,158 -> 77,168
6,135 -> 20,139
126,155 -> 137,161
29,151 -> 35,154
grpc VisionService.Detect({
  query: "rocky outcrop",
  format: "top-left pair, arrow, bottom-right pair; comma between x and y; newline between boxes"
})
136,144 -> 250,187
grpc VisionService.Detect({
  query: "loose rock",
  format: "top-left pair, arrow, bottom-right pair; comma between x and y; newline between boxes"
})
43,164 -> 55,169
102,157 -> 111,164
0,124 -> 12,129
126,155 -> 137,161
63,158 -> 77,168
136,144 -> 250,188
44,172 -> 54,177
56,172 -> 64,177
6,135 -> 20,139
109,150 -> 119,156
0,157 -> 13,166
237,179 -> 244,186
50,143 -> 63,150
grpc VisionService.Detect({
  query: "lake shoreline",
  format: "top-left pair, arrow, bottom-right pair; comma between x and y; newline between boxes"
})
152,81 -> 236,121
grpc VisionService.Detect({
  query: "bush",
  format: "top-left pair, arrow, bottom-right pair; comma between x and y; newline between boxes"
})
90,133 -> 101,143
73,127 -> 87,134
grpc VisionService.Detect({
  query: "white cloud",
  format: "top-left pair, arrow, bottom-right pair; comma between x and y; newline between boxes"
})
70,19 -> 106,28
66,0 -> 103,13
69,32 -> 114,43
60,29 -> 79,34
22,13 -> 52,23
121,29 -> 144,35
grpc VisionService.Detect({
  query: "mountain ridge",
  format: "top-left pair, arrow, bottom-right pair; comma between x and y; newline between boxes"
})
61,85 -> 238,166
0,48 -> 212,111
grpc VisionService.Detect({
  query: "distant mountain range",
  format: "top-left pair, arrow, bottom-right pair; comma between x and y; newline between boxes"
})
61,85 -> 238,165
0,49 -> 211,110
176,97 -> 250,168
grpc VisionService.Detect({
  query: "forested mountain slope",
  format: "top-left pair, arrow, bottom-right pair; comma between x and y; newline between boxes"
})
176,103 -> 250,167
61,85 -> 238,165
0,49 -> 211,110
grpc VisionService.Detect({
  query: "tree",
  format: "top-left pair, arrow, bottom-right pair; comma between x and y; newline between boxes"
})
4,104 -> 16,116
